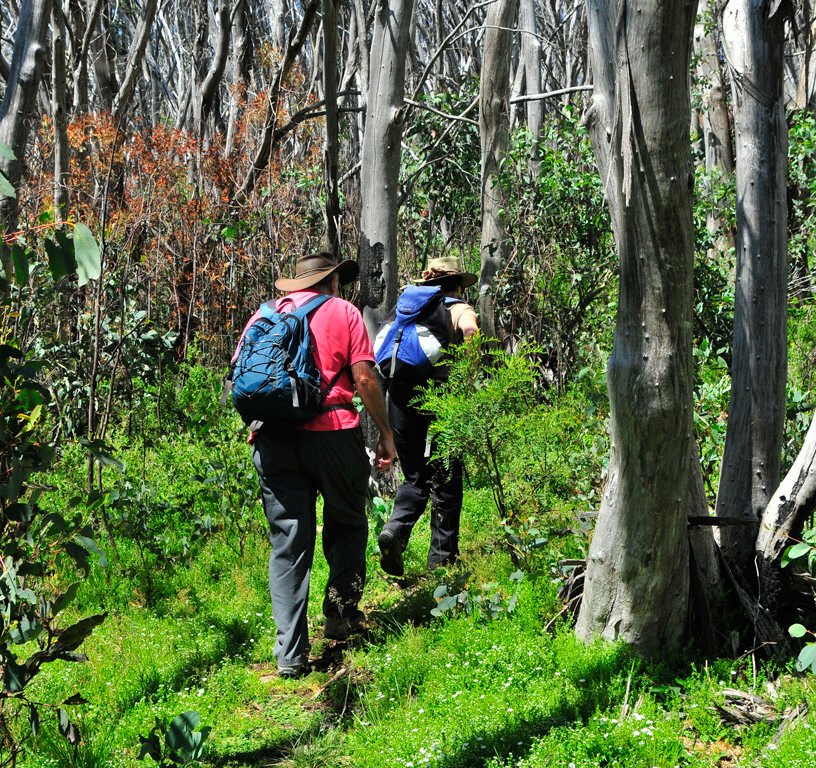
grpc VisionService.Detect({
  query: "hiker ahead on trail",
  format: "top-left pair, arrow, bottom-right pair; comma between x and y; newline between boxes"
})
374,257 -> 479,576
231,252 -> 395,679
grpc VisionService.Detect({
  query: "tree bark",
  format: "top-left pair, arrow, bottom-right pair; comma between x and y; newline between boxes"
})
756,412 -> 816,603
52,0 -> 70,221
322,0 -> 341,255
358,0 -> 414,336
0,0 -> 52,281
715,1 -> 788,576
111,0 -> 158,125
478,0 -> 517,340
195,0 -> 232,140
519,0 -> 542,176
574,0 -> 697,655
693,2 -> 734,242
90,1 -> 119,112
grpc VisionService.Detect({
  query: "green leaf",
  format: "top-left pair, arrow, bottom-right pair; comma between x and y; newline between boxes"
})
45,237 -> 76,281
0,142 -> 15,160
3,651 -> 26,692
51,582 -> 80,616
0,170 -> 16,199
796,643 -> 816,673
789,623 -> 808,638
57,708 -> 80,745
29,705 -> 39,739
11,243 -> 28,285
9,613 -> 42,644
166,711 -> 200,753
787,542 -> 812,560
138,732 -> 162,762
72,223 -> 101,286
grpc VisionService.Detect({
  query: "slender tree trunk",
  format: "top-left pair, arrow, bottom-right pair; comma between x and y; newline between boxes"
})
225,0 -> 253,156
90,2 -> 119,112
715,1 -> 788,577
358,0 -> 414,335
111,0 -> 158,125
196,0 -> 232,141
520,0 -> 542,176
574,0 -> 697,655
323,0 -> 341,255
693,2 -> 734,242
0,0 -> 52,281
52,0 -> 70,221
479,0 -> 517,340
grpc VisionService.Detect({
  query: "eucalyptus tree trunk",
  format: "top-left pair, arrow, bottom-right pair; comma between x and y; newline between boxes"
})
693,2 -> 734,242
756,413 -> 816,607
519,0 -> 542,175
478,0 -> 517,340
111,0 -> 158,125
52,0 -> 70,221
0,0 -> 52,282
322,0 -> 341,255
574,0 -> 697,655
715,1 -> 788,576
225,0 -> 253,156
195,0 -> 232,140
90,2 -> 119,112
358,0 -> 414,336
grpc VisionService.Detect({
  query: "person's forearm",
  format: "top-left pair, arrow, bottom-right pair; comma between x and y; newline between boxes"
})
351,361 -> 392,437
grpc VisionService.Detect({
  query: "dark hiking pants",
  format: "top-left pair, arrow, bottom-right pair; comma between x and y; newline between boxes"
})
384,384 -> 463,569
252,427 -> 369,668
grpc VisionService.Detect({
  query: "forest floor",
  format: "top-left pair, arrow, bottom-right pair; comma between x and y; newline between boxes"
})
20,476 -> 816,768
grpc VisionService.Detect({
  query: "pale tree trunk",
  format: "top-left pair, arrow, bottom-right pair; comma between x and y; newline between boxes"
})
90,2 -> 119,112
69,0 -> 103,112
574,0 -> 697,655
225,0 -> 253,156
0,0 -> 52,282
519,0 -> 542,176
794,0 -> 816,110
479,0 -> 517,340
756,413 -> 816,607
358,0 -> 414,337
715,1 -> 788,577
693,2 -> 734,242
269,0 -> 288,52
52,0 -> 70,221
323,0 -> 341,255
111,0 -> 158,125
195,0 -> 232,141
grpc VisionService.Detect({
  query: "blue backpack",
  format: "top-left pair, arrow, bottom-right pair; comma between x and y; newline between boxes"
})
374,285 -> 461,385
230,295 -> 346,429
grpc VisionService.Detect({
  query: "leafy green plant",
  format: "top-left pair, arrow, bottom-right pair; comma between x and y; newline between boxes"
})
430,570 -> 523,621
1,164 -> 106,766
782,529 -> 816,673
138,711 -> 211,766
369,496 -> 392,538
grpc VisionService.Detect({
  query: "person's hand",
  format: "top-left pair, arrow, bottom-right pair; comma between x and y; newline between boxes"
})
375,434 -> 396,471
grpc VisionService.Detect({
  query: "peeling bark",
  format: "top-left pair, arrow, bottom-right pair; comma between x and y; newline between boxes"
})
575,0 -> 697,655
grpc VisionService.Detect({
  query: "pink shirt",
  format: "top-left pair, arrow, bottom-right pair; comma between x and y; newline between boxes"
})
235,290 -> 374,432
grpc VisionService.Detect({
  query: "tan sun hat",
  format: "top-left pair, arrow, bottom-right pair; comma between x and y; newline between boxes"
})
275,252 -> 359,292
414,256 -> 477,288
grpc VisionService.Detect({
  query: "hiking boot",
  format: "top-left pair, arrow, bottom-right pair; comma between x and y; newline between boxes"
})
378,528 -> 404,577
277,662 -> 309,679
325,612 -> 365,641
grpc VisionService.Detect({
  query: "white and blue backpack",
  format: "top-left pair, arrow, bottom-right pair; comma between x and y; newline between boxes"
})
374,285 -> 462,386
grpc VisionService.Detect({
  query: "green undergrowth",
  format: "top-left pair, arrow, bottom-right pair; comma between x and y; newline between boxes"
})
15,369 -> 816,768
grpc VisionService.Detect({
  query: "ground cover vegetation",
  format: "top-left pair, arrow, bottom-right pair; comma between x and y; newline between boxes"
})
1,4 -> 816,764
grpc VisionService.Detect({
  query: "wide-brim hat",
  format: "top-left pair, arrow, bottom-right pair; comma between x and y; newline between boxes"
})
275,252 -> 359,291
414,256 -> 477,288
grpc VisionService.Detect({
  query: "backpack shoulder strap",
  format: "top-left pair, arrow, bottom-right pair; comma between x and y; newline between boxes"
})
289,294 -> 332,320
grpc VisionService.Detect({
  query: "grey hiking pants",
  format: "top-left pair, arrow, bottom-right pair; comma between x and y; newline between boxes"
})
252,427 -> 370,668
